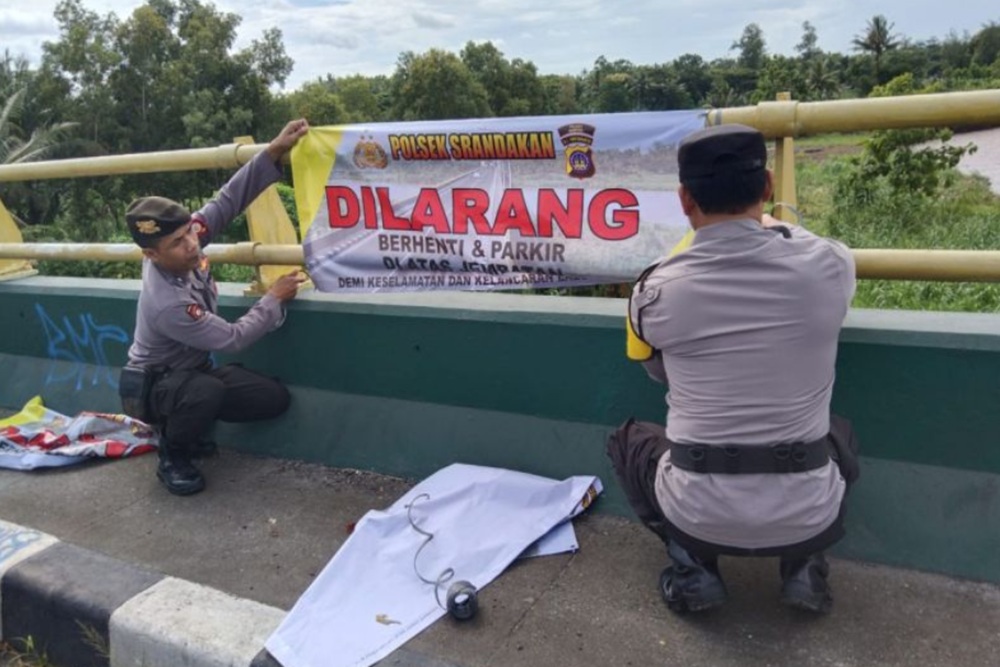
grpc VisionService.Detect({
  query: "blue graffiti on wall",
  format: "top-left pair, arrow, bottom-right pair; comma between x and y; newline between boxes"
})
35,303 -> 129,391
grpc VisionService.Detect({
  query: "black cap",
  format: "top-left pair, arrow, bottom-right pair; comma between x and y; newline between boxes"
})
125,196 -> 191,248
678,124 -> 766,181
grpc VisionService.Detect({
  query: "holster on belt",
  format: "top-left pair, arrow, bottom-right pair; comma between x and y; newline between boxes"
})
118,365 -> 166,424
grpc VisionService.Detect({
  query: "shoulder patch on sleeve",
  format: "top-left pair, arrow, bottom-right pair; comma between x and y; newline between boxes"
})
190,216 -> 209,239
186,303 -> 205,321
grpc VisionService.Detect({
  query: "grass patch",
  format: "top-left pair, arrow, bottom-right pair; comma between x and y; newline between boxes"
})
0,638 -> 56,667
796,136 -> 1000,312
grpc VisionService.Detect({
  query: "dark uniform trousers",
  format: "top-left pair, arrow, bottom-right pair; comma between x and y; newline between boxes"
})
606,416 -> 859,562
149,363 -> 291,453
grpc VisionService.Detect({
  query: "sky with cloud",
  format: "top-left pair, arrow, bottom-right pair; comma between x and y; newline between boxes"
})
1,1 -> 997,90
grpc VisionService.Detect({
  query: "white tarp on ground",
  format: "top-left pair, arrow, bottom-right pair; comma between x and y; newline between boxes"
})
266,463 -> 602,667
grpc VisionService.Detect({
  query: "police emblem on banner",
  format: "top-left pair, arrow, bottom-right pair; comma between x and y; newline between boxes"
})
353,135 -> 389,170
558,123 -> 596,179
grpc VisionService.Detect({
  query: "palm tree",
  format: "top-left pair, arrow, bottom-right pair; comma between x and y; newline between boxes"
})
852,15 -> 900,84
805,57 -> 841,100
1,87 -> 77,166
0,86 -> 77,228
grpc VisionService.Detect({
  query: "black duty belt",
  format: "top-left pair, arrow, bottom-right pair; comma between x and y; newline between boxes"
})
669,437 -> 830,474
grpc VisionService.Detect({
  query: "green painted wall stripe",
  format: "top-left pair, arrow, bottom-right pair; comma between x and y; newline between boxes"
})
19,276 -> 1000,587
1,279 -> 999,477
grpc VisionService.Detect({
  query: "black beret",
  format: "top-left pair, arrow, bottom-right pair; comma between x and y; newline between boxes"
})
125,196 -> 191,248
678,124 -> 767,181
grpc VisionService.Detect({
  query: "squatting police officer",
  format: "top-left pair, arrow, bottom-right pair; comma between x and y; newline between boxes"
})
609,124 -> 859,614
120,120 -> 309,496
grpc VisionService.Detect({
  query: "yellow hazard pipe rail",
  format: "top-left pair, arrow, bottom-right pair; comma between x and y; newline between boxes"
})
2,243 -> 999,283
0,90 -> 995,183
0,89 -> 999,284
0,242 -> 303,266
0,143 -> 269,182
710,89 -> 1000,138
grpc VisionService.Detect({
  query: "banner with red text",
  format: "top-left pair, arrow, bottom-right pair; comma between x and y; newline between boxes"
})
291,111 -> 705,292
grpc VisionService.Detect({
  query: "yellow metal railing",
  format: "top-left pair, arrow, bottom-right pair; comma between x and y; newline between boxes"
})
0,143 -> 269,183
2,243 -> 999,283
0,135 -> 300,291
709,89 -> 1000,137
0,89 -> 999,285
0,242 -> 303,266
2,91 -> 997,183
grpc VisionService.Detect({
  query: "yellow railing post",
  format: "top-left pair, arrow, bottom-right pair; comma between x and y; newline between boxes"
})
771,92 -> 799,223
0,196 -> 37,282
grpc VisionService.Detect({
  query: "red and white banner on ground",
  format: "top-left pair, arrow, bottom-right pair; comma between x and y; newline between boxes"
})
0,396 -> 156,470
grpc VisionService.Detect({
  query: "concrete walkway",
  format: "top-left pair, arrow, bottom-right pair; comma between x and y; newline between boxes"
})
2,444 -> 999,667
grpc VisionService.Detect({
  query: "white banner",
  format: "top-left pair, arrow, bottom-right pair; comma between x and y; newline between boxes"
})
291,111 -> 705,292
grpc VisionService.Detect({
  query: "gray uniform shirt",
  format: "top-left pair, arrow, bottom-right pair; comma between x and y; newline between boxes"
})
630,219 -> 855,549
127,152 -> 286,371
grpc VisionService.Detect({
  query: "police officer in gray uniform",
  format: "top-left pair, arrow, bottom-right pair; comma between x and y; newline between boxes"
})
608,123 -> 859,614
120,119 -> 309,496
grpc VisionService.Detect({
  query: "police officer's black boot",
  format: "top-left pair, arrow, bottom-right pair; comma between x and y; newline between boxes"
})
659,541 -> 728,613
156,441 -> 205,496
780,553 -> 832,613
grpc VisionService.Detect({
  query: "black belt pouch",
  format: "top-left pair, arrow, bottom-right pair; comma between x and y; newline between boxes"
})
118,366 -> 162,423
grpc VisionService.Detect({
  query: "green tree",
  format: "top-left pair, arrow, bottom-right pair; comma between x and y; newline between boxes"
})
506,58 -> 545,116
540,74 -> 579,115
581,56 -> 635,112
970,22 -> 1000,66
704,77 -> 741,108
672,54 -> 712,105
753,55 -> 805,102
110,4 -> 181,151
286,81 -> 347,125
921,32 -> 972,78
459,42 -> 544,116
637,64 -> 692,110
732,23 -> 767,71
32,0 -> 292,242
706,55 -> 757,106
0,52 -> 33,95
596,71 -> 633,112
852,15 -> 900,84
333,74 -> 386,123
803,56 -> 842,100
0,88 -> 77,165
390,49 -> 491,120
460,41 -> 509,115
43,0 -> 121,143
796,21 -> 822,62
245,27 -> 294,88
0,86 -> 78,227
836,74 -> 975,207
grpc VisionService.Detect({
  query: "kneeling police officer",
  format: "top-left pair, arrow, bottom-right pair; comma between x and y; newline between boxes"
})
608,124 -> 860,614
119,120 -> 309,496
